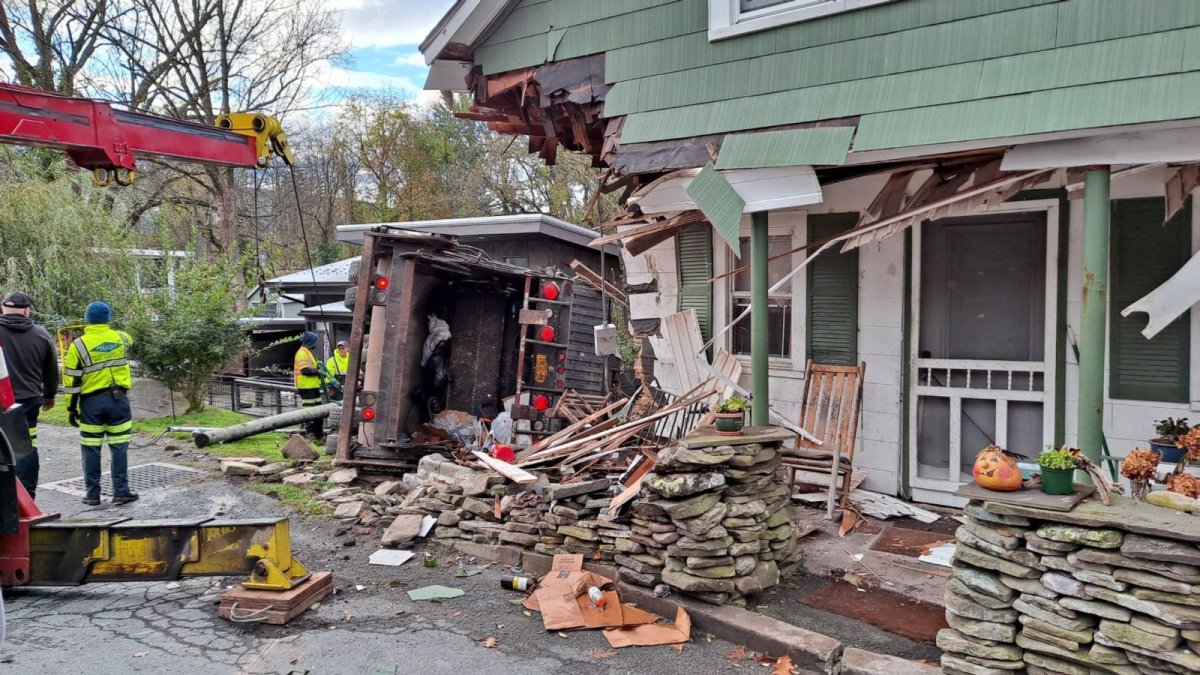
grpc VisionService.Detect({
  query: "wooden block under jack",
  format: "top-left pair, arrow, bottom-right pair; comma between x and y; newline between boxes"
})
218,571 -> 334,625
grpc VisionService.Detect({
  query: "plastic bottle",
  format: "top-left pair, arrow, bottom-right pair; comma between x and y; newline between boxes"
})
587,586 -> 606,607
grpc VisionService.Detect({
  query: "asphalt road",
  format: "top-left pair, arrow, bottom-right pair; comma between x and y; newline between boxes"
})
5,425 -> 760,674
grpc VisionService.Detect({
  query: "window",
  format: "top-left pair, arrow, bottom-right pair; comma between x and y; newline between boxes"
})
1110,198 -> 1192,403
710,0 -> 899,40
731,234 -> 793,357
807,214 -> 859,365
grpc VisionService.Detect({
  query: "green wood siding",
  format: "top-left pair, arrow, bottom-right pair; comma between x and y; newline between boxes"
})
807,214 -> 860,366
677,224 -> 714,343
1109,198 -> 1192,403
473,0 -> 1200,152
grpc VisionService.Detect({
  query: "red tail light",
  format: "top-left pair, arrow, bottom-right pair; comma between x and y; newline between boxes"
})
374,276 -> 390,290
533,395 -> 550,412
539,326 -> 556,342
362,407 -> 376,421
541,282 -> 560,301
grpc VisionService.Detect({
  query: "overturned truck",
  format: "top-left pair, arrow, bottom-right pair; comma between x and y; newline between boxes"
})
331,227 -> 607,472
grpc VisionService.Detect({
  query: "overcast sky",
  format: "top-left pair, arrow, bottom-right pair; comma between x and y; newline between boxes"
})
317,0 -> 457,104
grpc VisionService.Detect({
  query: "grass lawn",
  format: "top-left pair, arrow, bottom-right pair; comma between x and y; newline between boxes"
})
248,483 -> 334,517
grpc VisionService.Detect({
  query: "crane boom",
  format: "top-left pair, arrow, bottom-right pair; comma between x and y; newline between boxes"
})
0,83 -> 293,185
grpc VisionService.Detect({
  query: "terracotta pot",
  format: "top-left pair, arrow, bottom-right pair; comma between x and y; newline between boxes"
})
713,411 -> 744,436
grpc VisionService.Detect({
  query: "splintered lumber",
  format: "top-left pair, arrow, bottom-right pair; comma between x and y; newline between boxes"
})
519,384 -> 718,467
515,397 -> 629,461
569,259 -> 627,306
194,403 -> 339,447
472,450 -> 538,484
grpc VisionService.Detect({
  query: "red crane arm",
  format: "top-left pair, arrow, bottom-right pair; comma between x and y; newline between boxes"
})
0,83 -> 292,181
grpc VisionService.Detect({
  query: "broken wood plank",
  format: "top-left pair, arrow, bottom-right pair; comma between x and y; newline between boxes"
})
569,259 -> 627,306
472,451 -> 538,484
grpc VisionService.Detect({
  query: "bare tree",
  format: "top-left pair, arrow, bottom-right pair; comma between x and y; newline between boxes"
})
0,0 -> 121,93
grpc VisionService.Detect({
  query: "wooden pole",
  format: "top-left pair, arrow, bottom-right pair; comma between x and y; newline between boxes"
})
194,403 -> 339,447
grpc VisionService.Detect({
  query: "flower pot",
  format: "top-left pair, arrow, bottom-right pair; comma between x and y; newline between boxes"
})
1150,438 -> 1186,463
713,412 -> 745,436
1040,467 -> 1075,495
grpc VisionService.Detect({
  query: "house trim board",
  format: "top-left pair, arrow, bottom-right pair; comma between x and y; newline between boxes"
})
906,198 -> 1060,499
899,228 -> 913,501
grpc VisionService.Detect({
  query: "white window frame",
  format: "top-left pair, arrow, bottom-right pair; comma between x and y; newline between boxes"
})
708,0 -> 899,41
712,214 -> 805,371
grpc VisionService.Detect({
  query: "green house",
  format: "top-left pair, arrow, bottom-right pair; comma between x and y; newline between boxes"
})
422,0 -> 1200,505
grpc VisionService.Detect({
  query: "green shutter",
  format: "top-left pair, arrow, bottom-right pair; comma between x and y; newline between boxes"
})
677,224 -> 714,343
1110,197 -> 1192,402
807,213 -> 859,366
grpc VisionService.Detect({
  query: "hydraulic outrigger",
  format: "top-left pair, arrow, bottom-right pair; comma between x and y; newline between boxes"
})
0,84 -> 327,621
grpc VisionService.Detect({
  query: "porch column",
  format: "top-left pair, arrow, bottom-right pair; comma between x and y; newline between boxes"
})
751,210 -> 770,426
1077,168 -> 1111,464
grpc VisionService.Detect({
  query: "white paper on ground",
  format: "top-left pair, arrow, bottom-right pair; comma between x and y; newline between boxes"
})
369,549 -> 415,567
419,515 -> 436,538
918,543 -> 956,568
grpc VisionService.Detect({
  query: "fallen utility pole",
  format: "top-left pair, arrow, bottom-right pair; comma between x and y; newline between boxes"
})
194,403 -> 338,447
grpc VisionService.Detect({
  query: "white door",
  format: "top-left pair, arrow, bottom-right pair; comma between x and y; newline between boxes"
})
908,203 -> 1059,506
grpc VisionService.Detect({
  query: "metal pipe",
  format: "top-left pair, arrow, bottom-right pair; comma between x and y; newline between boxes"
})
1077,168 -> 1111,466
751,211 -> 770,426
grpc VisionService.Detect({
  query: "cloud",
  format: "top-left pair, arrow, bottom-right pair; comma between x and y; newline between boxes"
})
394,52 -> 428,67
331,0 -> 457,49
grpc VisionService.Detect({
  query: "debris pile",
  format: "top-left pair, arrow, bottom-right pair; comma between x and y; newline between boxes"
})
940,499 -> 1200,674
620,427 -> 799,606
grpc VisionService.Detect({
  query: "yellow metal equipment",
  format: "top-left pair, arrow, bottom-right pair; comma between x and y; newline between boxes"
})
216,112 -> 296,167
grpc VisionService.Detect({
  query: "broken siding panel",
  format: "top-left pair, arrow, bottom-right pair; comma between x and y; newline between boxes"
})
716,127 -> 854,170
605,5 -> 1058,117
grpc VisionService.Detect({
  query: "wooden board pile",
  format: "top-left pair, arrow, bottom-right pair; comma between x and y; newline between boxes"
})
940,498 -> 1200,675
617,427 -> 800,606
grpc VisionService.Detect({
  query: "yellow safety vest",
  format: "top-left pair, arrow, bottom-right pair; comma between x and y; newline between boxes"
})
326,351 -> 350,377
63,324 -> 133,407
294,346 -> 321,389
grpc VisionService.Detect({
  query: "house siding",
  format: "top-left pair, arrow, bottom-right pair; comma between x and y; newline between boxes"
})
474,0 -> 1200,152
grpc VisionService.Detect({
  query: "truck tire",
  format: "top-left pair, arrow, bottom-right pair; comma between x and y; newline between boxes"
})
348,259 -> 361,285
325,433 -> 338,456
344,286 -> 357,310
327,404 -> 342,432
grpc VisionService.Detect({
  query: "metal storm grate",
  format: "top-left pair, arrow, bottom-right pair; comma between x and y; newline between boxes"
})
40,462 -> 207,498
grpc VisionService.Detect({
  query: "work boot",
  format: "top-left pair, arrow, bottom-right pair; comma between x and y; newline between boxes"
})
82,497 -> 100,506
112,493 -> 140,505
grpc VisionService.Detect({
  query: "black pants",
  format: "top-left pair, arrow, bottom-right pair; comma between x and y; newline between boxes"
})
79,389 -> 134,501
14,396 -> 42,500
298,388 -> 323,436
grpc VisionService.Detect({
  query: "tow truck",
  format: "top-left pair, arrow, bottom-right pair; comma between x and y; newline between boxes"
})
0,84 -> 324,620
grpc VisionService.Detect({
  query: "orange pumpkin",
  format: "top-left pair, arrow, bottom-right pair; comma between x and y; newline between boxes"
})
972,444 -> 1023,491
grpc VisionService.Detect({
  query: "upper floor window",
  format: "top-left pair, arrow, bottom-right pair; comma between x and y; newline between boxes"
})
709,0 -> 899,41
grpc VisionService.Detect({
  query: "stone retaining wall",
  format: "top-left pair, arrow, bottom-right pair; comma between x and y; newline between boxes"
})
941,496 -> 1200,675
618,426 -> 799,606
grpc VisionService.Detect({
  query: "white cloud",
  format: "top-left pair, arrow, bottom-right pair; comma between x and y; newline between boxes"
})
394,52 -> 428,67
331,0 -> 456,49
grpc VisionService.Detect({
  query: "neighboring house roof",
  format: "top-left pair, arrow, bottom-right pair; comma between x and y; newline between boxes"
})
299,301 -> 352,320
337,213 -> 616,253
265,257 -> 357,291
426,0 -> 1200,165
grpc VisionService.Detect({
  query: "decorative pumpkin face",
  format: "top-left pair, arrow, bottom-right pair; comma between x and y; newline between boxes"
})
973,444 -> 1023,491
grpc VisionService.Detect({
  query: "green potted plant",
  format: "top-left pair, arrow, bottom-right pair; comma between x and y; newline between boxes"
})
1151,417 -> 1189,463
1036,447 -> 1077,495
713,394 -> 749,436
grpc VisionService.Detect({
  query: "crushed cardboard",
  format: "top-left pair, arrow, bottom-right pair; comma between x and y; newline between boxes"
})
521,554 -> 692,648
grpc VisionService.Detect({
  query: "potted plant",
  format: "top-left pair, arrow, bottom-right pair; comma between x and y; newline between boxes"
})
713,394 -> 749,436
1151,417 -> 1190,463
1036,447 -> 1077,495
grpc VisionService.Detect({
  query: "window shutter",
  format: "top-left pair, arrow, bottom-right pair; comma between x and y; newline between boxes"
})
677,224 -> 714,343
1110,198 -> 1191,402
807,213 -> 859,366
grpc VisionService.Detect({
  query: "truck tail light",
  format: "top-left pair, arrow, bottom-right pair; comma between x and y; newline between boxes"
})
374,276 -> 390,290
533,394 -> 550,412
361,407 -> 376,421
539,326 -> 556,342
557,352 -> 567,361
541,282 -> 560,301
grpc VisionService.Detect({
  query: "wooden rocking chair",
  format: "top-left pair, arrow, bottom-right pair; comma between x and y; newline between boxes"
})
784,359 -> 865,519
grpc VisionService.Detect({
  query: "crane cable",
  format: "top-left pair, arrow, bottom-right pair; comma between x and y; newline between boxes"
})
286,163 -> 336,396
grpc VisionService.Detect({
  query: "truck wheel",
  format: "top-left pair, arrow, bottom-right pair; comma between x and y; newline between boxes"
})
344,286 -> 357,310
325,433 -> 338,456
348,259 -> 361,285
327,404 -> 342,432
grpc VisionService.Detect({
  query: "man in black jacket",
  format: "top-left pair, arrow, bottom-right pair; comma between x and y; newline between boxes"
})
0,292 -> 60,500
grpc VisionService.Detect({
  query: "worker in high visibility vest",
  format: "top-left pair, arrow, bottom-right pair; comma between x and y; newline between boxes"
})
294,331 -> 325,437
325,340 -> 350,401
63,302 -> 137,506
